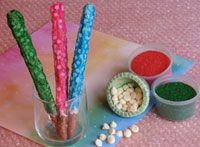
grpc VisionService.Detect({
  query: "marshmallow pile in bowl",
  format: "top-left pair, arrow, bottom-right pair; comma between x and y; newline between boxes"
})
106,72 -> 150,117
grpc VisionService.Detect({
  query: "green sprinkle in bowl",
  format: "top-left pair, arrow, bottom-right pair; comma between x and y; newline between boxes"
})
152,75 -> 200,121
106,72 -> 150,117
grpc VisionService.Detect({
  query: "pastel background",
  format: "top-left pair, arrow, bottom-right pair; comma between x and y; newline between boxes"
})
0,21 -> 196,147
0,0 -> 200,147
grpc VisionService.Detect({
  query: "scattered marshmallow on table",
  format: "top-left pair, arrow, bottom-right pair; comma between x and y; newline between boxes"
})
116,130 -> 123,137
99,133 -> 107,141
95,139 -> 103,147
102,123 -> 110,130
96,121 -> 140,146
110,83 -> 143,113
110,121 -> 117,128
130,125 -> 139,133
107,135 -> 115,144
124,129 -> 132,138
109,128 -> 116,135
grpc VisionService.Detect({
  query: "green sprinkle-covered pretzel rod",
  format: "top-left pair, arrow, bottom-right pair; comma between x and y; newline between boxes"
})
7,10 -> 56,115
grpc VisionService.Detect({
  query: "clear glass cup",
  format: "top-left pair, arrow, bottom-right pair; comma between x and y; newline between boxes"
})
32,76 -> 88,146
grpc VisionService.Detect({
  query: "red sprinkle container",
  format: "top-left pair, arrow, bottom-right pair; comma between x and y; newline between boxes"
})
129,44 -> 173,85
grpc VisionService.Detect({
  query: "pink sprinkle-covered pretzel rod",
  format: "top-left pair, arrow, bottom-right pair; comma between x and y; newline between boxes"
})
50,2 -> 69,140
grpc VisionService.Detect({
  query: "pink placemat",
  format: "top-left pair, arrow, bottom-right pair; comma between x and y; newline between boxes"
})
0,0 -> 200,147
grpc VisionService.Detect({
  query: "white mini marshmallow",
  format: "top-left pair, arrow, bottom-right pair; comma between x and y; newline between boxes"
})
128,83 -> 133,88
124,129 -> 132,138
110,121 -> 117,128
102,123 -> 110,130
130,92 -> 137,99
130,125 -> 139,133
123,85 -> 129,91
117,88 -> 124,95
112,95 -> 118,101
107,135 -> 115,144
95,139 -> 102,147
136,92 -> 143,101
99,133 -> 106,141
109,128 -> 116,135
120,99 -> 126,105
118,94 -> 123,99
116,130 -> 123,137
111,87 -> 118,95
116,103 -> 122,110
135,87 -> 142,93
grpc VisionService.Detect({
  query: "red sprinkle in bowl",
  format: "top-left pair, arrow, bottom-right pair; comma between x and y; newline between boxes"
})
129,44 -> 173,85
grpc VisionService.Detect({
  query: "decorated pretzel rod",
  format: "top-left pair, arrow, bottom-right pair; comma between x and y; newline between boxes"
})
68,3 -> 96,138
50,2 -> 69,140
7,10 -> 57,115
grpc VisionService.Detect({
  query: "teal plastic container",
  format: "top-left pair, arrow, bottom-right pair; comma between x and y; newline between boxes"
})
152,76 -> 199,121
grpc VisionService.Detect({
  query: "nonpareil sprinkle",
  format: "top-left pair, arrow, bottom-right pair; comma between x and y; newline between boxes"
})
131,50 -> 170,76
155,82 -> 197,101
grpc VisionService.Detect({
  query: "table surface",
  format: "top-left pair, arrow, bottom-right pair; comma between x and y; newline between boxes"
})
0,0 -> 200,147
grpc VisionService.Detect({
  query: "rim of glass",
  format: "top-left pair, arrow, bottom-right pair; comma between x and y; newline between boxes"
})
128,44 -> 173,79
152,75 -> 200,106
32,75 -> 86,104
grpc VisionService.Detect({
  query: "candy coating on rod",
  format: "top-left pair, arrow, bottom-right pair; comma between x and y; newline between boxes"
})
7,10 -> 56,114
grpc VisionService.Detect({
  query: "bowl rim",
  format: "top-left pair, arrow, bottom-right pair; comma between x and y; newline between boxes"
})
128,44 -> 173,80
106,72 -> 150,117
151,75 -> 200,106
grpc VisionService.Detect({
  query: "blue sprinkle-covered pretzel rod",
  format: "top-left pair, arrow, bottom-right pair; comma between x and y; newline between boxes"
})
69,3 -> 96,104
